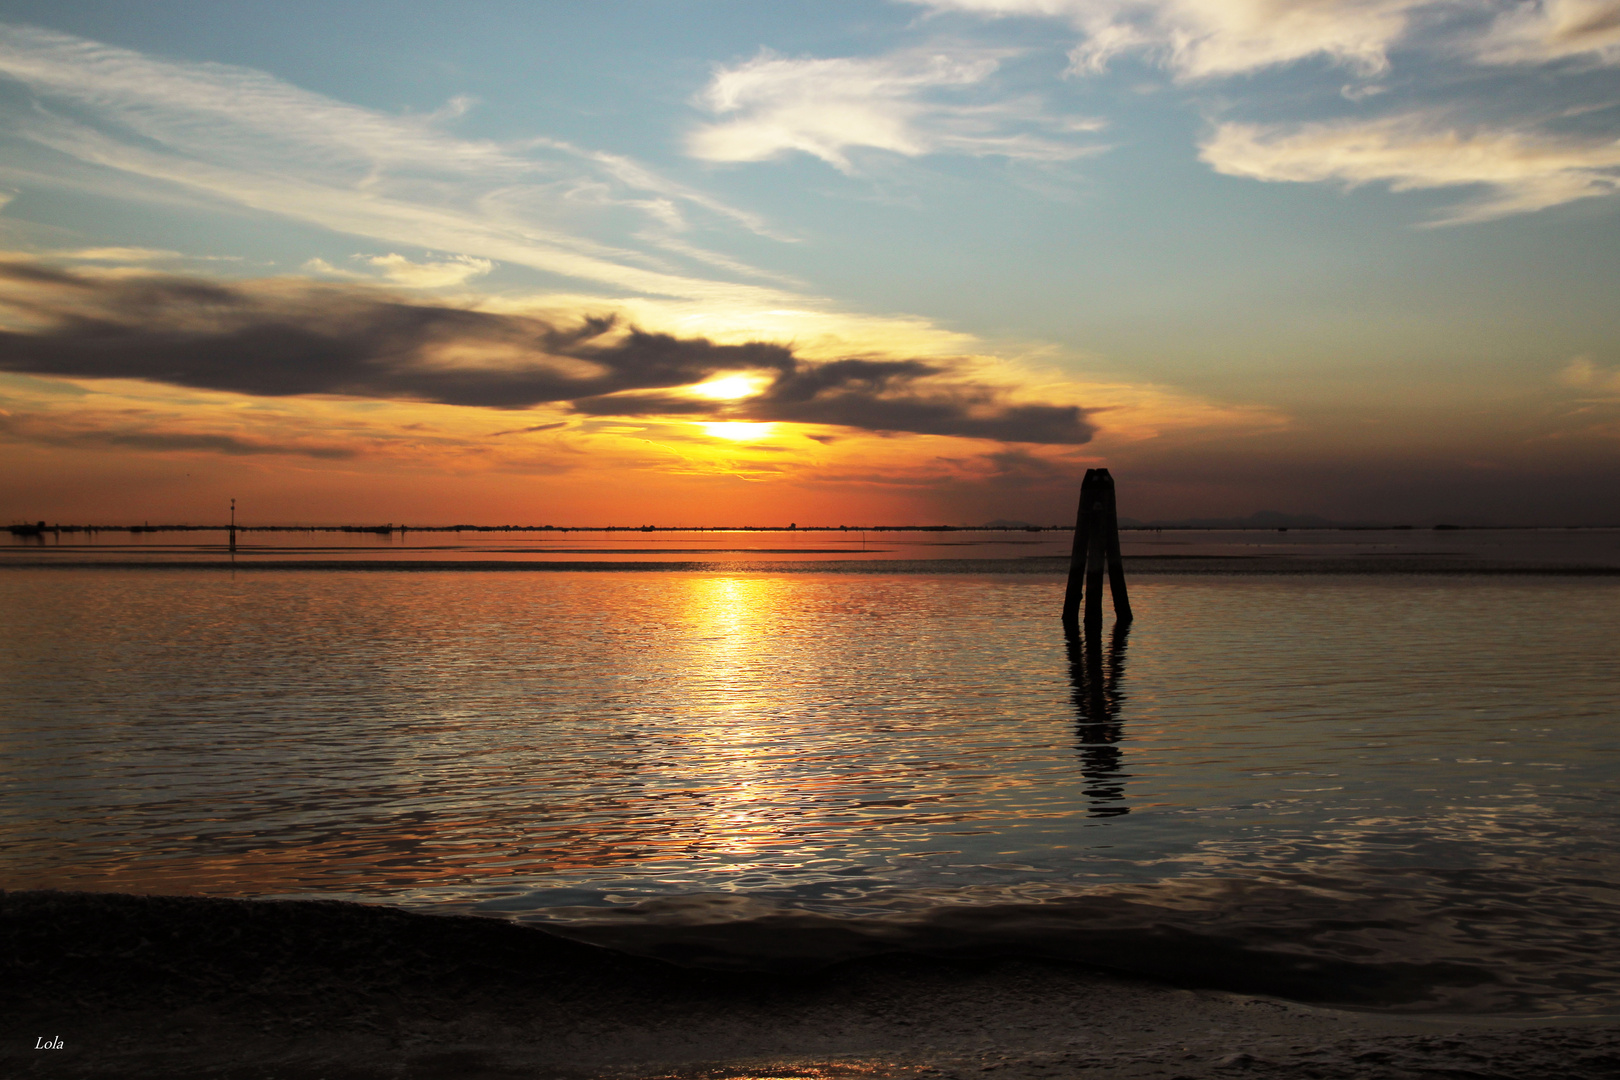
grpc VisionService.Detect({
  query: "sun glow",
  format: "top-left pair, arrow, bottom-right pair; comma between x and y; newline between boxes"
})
700,421 -> 776,441
689,373 -> 766,401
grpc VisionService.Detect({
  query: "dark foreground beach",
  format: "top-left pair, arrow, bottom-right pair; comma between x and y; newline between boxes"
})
6,892 -> 1618,1080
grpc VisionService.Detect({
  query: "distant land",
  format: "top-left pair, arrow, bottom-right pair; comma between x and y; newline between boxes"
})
980,512 -> 1375,530
1124,511 -> 1365,530
14,513 -> 1614,537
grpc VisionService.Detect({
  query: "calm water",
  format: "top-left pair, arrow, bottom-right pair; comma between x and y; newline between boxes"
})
2,567 -> 1618,1013
7,525 -> 1619,566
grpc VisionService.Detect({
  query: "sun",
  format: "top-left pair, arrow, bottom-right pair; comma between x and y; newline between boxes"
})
700,422 -> 776,441
689,374 -> 765,401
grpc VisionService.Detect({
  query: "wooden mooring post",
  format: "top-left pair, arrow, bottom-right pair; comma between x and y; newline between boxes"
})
1061,468 -> 1132,631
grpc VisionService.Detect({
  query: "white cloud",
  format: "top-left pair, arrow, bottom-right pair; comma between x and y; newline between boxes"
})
49,246 -> 182,262
906,0 -> 1430,79
1559,355 -> 1620,391
301,253 -> 495,288
915,1 -> 1620,73
362,253 -> 493,288
687,46 -> 1103,172
1472,0 -> 1620,65
0,23 -> 788,303
1200,115 -> 1620,222
300,256 -> 362,279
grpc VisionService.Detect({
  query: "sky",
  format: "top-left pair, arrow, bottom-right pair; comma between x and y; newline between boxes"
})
0,0 -> 1617,527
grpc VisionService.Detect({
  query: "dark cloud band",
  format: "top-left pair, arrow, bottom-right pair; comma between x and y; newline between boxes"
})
0,413 -> 356,459
0,261 -> 1094,445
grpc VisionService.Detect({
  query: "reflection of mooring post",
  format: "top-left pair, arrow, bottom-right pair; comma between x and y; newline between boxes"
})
1061,468 -> 1131,631
1066,620 -> 1132,817
229,497 -> 236,552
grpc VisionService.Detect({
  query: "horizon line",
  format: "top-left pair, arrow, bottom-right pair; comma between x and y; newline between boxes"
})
9,522 -> 1617,534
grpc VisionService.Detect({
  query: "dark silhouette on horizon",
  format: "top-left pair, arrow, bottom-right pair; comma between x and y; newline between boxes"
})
1063,467 -> 1132,632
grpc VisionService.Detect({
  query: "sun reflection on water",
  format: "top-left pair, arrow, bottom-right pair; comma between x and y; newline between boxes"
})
673,576 -> 805,863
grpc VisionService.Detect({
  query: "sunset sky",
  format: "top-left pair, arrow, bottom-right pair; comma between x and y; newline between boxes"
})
1,1 -> 1617,526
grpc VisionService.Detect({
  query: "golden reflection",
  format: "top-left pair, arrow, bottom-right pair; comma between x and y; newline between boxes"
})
673,576 -> 803,858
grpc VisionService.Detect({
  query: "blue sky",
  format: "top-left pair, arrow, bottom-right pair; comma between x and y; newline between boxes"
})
1,1 -> 1617,525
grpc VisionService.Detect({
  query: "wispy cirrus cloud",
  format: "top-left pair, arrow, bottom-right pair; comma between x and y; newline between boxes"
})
0,22 -> 789,302
906,0 -> 1431,78
687,46 -> 1104,172
47,246 -> 184,262
904,3 -> 1620,219
1472,0 -> 1620,66
1201,115 -> 1620,222
911,1 -> 1620,75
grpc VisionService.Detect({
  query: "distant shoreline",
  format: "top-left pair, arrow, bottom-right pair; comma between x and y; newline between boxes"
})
4,556 -> 1620,574
10,523 -> 1620,535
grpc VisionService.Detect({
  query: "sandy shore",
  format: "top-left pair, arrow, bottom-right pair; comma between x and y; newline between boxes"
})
5,891 -> 1617,1079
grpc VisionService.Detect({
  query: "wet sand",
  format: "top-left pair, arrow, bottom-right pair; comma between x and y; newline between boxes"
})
5,891 -> 1617,1079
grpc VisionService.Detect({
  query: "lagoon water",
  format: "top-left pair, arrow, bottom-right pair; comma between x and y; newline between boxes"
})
2,558 -> 1618,1013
